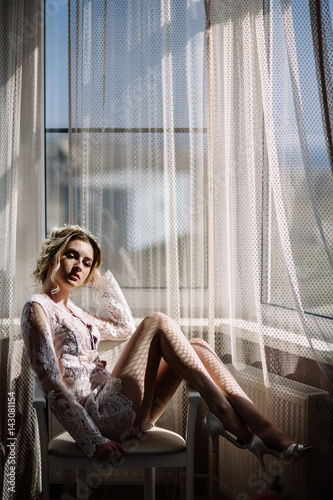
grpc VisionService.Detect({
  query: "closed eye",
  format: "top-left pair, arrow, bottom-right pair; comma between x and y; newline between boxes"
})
63,248 -> 93,267
65,252 -> 76,259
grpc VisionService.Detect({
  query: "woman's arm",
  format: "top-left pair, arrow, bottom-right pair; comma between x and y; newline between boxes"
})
81,270 -> 136,341
21,300 -> 114,458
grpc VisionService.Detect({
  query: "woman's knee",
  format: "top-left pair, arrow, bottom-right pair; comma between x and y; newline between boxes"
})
190,338 -> 223,365
190,338 -> 210,349
142,312 -> 170,331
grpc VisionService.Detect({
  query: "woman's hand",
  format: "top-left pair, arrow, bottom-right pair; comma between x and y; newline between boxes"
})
93,440 -> 125,464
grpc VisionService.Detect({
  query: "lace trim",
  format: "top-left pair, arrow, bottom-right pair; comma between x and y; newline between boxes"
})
83,377 -> 136,443
92,270 -> 136,336
48,390 -> 110,457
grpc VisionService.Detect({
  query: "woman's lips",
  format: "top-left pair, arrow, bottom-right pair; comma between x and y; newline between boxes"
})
68,273 -> 80,281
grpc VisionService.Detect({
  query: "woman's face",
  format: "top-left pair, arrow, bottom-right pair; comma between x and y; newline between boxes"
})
54,239 -> 94,291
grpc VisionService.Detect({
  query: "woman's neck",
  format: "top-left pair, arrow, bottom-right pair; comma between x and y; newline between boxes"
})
42,281 -> 72,312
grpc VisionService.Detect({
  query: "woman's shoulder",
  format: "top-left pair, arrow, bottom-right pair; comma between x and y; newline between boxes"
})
21,294 -> 53,336
21,293 -> 55,319
23,293 -> 50,308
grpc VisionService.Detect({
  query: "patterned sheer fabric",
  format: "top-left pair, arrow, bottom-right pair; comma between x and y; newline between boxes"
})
21,272 -> 136,457
0,1 -> 42,498
206,1 -> 333,497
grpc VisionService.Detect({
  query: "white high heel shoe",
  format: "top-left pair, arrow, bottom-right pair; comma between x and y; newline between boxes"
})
248,434 -> 314,472
203,411 -> 313,473
202,411 -> 250,453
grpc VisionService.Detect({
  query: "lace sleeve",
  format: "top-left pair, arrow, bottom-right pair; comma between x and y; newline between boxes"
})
21,300 -> 110,457
91,270 -> 136,340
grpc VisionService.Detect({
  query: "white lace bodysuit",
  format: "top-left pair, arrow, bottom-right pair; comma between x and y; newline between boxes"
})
21,271 -> 137,458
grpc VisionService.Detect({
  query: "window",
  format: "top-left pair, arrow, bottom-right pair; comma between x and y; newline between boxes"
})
261,0 -> 333,321
45,0 -> 207,292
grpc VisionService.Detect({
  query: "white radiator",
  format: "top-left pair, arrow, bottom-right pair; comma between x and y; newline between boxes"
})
217,365 -> 331,500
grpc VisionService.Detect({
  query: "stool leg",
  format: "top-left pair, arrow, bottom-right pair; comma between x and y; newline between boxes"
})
76,469 -> 90,500
144,467 -> 155,500
185,465 -> 194,500
41,465 -> 50,500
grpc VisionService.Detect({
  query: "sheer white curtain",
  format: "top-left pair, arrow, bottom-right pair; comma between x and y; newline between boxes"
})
207,0 -> 333,381
68,0 -> 332,498
207,0 -> 332,498
68,0 -> 209,329
0,0 -> 42,498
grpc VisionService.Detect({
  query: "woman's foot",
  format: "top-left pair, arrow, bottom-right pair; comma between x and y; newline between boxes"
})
210,403 -> 299,455
203,411 -> 251,452
250,419 -> 294,452
248,434 -> 313,472
209,402 -> 252,444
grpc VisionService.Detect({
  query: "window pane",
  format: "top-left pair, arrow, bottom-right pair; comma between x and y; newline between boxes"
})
263,0 -> 333,318
45,0 -> 69,231
45,1 -> 207,290
46,132 -> 69,228
45,0 -> 68,129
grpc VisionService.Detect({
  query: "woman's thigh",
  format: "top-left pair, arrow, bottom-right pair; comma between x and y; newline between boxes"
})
111,313 -> 164,412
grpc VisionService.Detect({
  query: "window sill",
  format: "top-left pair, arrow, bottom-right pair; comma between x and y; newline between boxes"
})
134,317 -> 333,365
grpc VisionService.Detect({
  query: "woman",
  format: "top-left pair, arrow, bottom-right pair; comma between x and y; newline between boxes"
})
21,225 -> 312,469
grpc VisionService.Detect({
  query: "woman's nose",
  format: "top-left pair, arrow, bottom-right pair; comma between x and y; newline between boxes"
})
73,259 -> 83,270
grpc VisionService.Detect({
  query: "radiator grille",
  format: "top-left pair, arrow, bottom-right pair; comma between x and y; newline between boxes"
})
217,365 -> 331,500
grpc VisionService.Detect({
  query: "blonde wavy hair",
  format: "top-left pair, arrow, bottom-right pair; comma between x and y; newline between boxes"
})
33,225 -> 102,290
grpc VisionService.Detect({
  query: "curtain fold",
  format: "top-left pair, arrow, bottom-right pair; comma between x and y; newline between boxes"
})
0,1 -> 42,498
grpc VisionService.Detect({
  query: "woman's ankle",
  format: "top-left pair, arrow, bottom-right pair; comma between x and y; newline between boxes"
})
210,404 -> 251,443
254,423 -> 294,450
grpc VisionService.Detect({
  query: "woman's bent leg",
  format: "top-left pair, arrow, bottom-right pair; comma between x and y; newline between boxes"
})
112,312 -> 251,441
190,339 -> 293,450
147,358 -> 183,424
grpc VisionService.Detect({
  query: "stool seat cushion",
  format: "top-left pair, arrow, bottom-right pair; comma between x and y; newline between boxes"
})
48,426 -> 186,458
